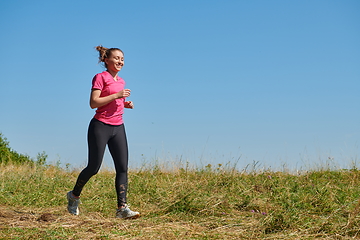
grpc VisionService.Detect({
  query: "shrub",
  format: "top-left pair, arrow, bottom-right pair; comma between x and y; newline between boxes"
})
0,132 -> 34,164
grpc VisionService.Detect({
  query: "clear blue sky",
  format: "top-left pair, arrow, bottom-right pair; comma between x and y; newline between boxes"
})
1,0 -> 359,171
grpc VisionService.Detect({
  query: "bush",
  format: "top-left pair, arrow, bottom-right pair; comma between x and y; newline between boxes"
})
0,132 -> 34,164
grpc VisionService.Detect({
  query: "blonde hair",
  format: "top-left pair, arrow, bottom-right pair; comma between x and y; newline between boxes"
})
95,45 -> 124,68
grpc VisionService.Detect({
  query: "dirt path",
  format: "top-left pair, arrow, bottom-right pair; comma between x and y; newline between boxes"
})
0,205 -> 133,239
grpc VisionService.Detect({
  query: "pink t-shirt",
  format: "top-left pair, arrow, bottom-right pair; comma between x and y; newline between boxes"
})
92,71 -> 126,125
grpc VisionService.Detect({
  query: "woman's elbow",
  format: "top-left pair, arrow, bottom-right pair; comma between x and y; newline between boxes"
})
90,101 -> 97,109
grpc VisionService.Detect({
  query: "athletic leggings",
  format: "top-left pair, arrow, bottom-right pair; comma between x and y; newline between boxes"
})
72,118 -> 129,208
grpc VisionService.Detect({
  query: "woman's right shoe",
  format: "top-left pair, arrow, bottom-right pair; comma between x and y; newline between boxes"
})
67,191 -> 80,215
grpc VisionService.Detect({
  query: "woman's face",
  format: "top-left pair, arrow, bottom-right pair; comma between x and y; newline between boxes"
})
105,50 -> 124,73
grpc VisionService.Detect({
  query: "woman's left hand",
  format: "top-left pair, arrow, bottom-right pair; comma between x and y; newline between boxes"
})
125,101 -> 134,109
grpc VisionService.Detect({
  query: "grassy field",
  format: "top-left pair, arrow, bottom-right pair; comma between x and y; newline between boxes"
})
1,161 -> 360,239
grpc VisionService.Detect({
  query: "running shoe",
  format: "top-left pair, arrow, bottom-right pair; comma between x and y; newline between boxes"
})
116,204 -> 140,219
67,191 -> 80,215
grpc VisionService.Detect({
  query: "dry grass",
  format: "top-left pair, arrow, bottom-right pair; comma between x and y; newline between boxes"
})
1,163 -> 360,239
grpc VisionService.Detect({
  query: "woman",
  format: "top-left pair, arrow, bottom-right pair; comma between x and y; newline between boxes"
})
67,46 -> 140,219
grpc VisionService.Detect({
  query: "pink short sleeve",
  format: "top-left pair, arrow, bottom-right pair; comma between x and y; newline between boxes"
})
92,74 -> 104,90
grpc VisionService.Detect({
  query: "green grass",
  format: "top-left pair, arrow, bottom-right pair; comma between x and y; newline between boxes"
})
1,162 -> 360,239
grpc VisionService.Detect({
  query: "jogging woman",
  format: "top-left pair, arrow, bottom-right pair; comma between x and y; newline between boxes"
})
67,46 -> 140,219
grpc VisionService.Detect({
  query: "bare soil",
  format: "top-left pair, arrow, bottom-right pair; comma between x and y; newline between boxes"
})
0,205 -> 257,239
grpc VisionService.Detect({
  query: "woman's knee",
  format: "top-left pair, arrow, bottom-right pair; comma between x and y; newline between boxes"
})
83,165 -> 101,176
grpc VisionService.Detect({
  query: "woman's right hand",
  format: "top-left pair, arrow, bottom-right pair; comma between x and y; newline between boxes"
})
90,88 -> 131,109
117,89 -> 131,98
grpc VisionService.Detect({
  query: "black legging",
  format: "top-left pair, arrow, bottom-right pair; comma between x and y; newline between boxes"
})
72,118 -> 128,207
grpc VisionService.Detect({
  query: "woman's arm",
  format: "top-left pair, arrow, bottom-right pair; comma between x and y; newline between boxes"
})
90,89 -> 131,109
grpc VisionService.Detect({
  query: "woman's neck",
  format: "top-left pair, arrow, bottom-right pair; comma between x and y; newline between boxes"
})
107,69 -> 118,79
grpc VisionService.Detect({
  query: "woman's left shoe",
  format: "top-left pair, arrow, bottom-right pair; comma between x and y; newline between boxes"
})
116,204 -> 140,219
